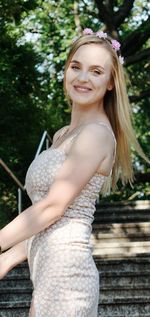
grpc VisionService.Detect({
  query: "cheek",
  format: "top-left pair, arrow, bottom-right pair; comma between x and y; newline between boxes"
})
93,76 -> 108,90
96,75 -> 111,89
66,69 -> 75,82
65,71 -> 71,92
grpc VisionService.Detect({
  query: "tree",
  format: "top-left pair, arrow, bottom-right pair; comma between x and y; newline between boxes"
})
0,0 -> 48,224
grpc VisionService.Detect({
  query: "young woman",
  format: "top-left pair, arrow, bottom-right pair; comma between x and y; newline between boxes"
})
0,28 -> 148,317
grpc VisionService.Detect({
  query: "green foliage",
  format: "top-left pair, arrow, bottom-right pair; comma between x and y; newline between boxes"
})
101,181 -> 150,203
0,0 -> 47,178
0,181 -> 18,228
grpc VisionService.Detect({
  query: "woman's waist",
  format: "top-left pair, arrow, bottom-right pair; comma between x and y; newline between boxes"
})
27,216 -> 92,248
47,217 -> 91,241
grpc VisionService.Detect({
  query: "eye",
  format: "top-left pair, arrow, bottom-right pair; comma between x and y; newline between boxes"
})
92,70 -> 101,75
71,65 -> 80,70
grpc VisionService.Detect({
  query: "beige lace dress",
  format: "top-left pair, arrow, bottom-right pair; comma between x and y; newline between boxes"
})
25,122 -> 116,317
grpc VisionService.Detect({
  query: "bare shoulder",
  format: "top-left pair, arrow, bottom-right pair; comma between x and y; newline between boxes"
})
71,122 -> 115,154
69,122 -> 116,176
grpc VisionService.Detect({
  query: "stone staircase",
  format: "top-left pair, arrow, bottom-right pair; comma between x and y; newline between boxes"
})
0,200 -> 150,317
92,200 -> 150,317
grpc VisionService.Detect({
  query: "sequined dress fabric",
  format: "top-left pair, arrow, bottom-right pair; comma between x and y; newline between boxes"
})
25,123 -> 116,317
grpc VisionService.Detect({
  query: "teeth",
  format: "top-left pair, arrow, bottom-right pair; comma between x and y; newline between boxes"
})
75,86 -> 91,91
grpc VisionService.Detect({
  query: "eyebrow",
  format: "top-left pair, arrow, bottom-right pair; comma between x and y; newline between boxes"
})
70,60 -> 105,71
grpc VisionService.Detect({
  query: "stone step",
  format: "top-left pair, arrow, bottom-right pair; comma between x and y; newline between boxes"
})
0,301 -> 29,317
0,278 -> 32,289
92,222 -> 150,237
94,210 -> 150,223
4,266 -> 29,277
100,269 -> 150,278
91,234 -> 150,244
0,288 -> 31,302
100,273 -> 150,288
99,296 -> 150,304
0,309 -> 29,317
94,256 -> 150,272
94,200 -> 150,223
98,302 -> 150,317
91,222 -> 150,258
3,270 -> 29,280
100,289 -> 150,302
92,239 -> 150,258
97,200 -> 150,209
95,205 -> 150,213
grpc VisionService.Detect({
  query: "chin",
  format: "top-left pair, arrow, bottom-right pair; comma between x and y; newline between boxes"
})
70,95 -> 92,105
72,100 -> 92,106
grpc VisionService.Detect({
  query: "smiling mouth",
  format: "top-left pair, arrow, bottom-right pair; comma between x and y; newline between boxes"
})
74,85 -> 92,92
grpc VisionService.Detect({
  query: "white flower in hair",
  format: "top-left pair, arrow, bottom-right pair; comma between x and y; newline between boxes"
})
96,31 -> 107,39
111,39 -> 121,51
83,28 -> 94,35
119,55 -> 124,65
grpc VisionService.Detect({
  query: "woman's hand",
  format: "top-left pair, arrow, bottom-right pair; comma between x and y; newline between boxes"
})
0,252 -> 10,279
0,240 -> 27,280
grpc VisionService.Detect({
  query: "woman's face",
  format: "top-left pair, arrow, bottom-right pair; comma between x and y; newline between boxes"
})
65,43 -> 113,107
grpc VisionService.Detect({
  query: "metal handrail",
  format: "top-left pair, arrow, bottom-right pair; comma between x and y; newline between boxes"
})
0,159 -> 25,191
22,130 -> 52,213
0,158 -> 25,214
34,131 -> 52,158
1,131 -> 53,214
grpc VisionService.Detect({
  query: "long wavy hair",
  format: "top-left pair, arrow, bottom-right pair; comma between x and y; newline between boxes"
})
63,34 -> 149,194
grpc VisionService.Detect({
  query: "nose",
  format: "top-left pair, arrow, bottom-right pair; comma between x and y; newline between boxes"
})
78,71 -> 89,82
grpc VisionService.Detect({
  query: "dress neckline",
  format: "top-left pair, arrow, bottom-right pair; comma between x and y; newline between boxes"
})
52,120 -> 116,149
64,121 -> 114,136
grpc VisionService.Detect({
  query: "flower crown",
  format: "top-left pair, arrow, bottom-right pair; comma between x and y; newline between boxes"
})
72,28 -> 124,65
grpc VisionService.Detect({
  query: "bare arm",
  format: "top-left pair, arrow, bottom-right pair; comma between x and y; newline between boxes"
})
0,128 -> 66,278
0,198 -> 61,251
0,123 -> 114,252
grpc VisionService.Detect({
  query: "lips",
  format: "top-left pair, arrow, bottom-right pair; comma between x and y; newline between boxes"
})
74,85 -> 92,92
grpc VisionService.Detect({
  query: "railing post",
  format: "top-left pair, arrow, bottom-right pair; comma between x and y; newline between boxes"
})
46,137 -> 50,149
96,197 -> 100,204
1,131 -> 52,215
18,188 -> 22,214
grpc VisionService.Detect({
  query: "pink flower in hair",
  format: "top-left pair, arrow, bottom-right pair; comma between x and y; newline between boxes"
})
83,28 -> 93,35
96,31 -> 107,39
111,39 -> 121,51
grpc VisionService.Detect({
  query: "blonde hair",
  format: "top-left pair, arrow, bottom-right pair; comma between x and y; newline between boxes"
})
63,34 -> 149,193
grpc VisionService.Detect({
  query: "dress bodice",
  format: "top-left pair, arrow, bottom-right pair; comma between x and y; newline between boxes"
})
25,147 -> 107,225
25,121 -> 116,226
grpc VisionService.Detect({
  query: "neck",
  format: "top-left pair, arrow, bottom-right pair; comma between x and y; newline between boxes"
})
68,101 -> 108,131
